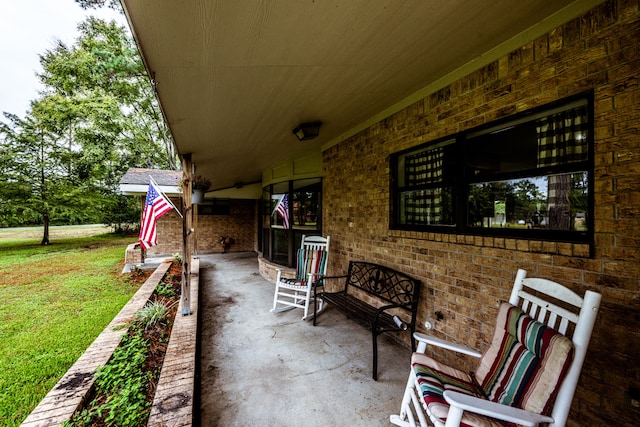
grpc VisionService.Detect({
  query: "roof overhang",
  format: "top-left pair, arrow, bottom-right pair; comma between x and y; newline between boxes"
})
120,0 -> 605,193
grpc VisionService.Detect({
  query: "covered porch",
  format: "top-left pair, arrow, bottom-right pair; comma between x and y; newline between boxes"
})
197,251 -> 411,425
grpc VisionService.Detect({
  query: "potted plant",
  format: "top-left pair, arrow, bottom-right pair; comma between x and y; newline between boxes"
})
189,175 -> 211,204
219,236 -> 234,253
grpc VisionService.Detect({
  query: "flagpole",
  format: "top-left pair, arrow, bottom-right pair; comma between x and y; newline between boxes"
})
149,175 -> 184,219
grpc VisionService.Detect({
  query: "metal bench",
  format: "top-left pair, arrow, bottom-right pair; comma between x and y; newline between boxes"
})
313,261 -> 421,380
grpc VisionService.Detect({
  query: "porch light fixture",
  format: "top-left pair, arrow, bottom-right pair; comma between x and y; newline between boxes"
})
292,121 -> 321,141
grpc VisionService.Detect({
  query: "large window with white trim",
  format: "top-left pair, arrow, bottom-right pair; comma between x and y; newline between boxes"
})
391,92 -> 593,244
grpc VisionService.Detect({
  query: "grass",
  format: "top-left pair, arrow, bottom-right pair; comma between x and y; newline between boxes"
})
0,228 -> 139,427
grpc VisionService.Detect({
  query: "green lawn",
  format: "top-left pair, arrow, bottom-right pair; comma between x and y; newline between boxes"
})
0,230 -> 139,427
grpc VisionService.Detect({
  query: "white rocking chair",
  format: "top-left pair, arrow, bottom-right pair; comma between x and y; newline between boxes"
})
270,235 -> 330,320
390,269 -> 601,427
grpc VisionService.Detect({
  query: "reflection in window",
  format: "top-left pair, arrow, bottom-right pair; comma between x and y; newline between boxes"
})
468,173 -> 588,232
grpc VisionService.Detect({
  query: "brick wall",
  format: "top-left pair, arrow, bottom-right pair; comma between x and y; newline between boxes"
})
322,1 -> 639,425
195,199 -> 258,253
147,198 -> 258,256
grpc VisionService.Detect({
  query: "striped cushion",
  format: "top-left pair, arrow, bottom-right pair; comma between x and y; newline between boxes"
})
475,303 -> 574,415
282,249 -> 327,286
411,354 -> 509,427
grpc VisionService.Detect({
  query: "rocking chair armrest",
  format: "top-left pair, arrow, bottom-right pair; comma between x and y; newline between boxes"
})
442,391 -> 555,427
413,332 -> 482,358
275,267 -> 295,282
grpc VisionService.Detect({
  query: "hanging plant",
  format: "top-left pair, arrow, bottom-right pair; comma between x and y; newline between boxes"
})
180,175 -> 211,204
191,175 -> 211,192
179,175 -> 211,192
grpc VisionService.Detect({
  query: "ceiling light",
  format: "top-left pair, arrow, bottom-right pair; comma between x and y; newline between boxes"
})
292,122 -> 321,141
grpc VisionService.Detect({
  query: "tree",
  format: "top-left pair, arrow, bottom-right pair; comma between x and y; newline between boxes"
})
0,11 -> 177,243
37,17 -> 178,174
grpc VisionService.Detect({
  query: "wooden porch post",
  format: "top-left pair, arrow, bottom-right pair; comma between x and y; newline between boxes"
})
181,153 -> 193,316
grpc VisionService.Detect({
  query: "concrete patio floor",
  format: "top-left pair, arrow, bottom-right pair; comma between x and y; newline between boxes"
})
196,252 -> 412,426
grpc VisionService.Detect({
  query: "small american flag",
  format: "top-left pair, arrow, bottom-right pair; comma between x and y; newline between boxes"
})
139,182 -> 174,250
273,194 -> 290,229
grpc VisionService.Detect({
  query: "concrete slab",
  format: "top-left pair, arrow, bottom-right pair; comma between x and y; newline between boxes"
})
197,252 -> 412,426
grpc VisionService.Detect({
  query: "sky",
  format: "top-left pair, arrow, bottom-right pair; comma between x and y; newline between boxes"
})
0,0 -> 128,118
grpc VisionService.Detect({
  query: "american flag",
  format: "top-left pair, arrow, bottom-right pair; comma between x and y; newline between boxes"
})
139,182 -> 174,250
273,194 -> 290,229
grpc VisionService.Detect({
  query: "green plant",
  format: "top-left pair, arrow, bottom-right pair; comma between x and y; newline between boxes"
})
191,175 -> 211,191
67,329 -> 152,427
172,252 -> 183,265
134,301 -> 169,328
156,281 -> 176,298
179,175 -> 211,192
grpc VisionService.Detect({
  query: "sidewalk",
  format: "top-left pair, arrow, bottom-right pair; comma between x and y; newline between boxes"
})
197,252 -> 412,426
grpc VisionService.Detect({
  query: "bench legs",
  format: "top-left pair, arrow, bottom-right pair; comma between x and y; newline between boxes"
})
372,331 -> 379,381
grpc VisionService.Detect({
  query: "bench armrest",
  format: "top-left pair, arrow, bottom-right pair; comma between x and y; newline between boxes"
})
314,274 -> 348,285
442,391 -> 554,427
314,274 -> 349,292
374,302 -> 413,317
413,332 -> 482,358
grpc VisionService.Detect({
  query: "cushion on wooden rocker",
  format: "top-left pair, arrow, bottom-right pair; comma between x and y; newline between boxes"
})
412,303 -> 574,427
280,249 -> 327,287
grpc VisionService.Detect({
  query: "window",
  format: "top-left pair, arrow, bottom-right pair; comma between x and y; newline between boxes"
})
395,139 -> 456,226
262,178 -> 322,266
391,92 -> 593,243
198,199 -> 230,215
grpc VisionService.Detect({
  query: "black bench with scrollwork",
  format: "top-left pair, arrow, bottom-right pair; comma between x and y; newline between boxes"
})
313,261 -> 421,380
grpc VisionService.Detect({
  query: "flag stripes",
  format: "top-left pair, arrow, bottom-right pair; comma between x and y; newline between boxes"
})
139,181 -> 174,250
273,194 -> 290,229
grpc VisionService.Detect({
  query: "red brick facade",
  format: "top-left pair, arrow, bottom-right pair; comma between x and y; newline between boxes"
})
323,1 -> 639,425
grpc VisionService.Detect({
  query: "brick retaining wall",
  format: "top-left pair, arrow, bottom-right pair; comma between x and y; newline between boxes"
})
21,259 -> 199,427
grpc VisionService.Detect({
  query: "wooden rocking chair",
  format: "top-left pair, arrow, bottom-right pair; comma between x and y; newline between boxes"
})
390,269 -> 601,427
270,235 -> 330,320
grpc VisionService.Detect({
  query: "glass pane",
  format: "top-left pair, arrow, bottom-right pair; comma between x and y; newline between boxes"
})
536,104 -> 589,167
271,193 -> 289,229
272,228 -> 288,264
465,123 -> 538,177
198,199 -> 230,215
399,187 -> 454,226
465,99 -> 589,178
292,179 -> 321,230
397,139 -> 455,187
468,172 -> 588,231
261,228 -> 271,259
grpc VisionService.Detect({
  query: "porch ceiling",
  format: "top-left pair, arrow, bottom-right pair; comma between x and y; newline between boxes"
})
121,0 -> 588,192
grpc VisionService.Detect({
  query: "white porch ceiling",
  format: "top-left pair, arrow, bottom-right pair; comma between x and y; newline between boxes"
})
121,0 -> 599,193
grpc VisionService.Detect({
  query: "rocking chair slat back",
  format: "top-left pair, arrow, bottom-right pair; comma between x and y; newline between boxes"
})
270,235 -> 330,321
390,268 -> 601,427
